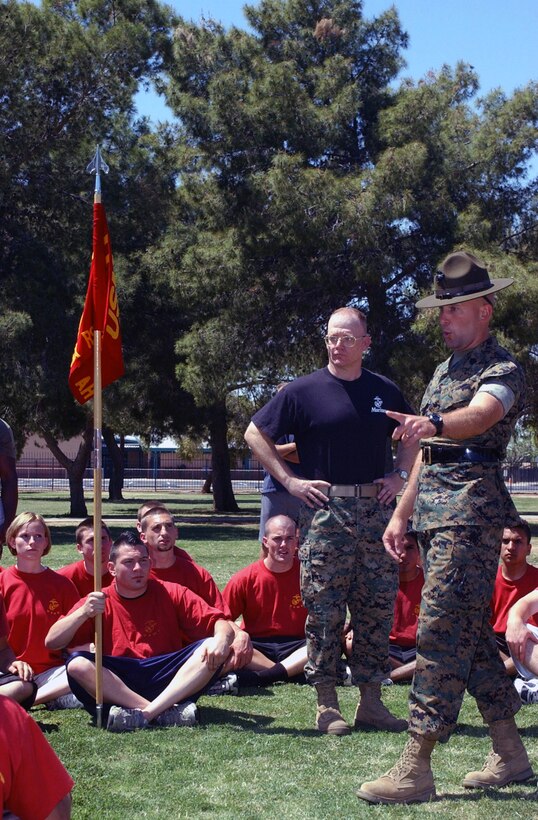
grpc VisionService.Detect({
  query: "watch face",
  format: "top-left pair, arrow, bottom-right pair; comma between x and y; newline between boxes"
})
396,469 -> 409,480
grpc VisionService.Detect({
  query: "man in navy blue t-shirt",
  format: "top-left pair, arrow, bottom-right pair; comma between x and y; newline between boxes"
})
245,307 -> 418,735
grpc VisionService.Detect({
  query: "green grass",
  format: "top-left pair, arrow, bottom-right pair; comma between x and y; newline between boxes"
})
8,492 -> 538,818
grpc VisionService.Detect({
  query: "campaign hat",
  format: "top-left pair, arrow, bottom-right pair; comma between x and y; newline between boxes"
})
416,251 -> 513,308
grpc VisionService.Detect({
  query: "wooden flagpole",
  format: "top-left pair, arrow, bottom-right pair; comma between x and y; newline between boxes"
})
88,146 -> 109,728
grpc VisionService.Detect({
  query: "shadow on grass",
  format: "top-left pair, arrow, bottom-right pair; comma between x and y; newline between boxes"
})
438,782 -> 538,802
35,719 -> 61,734
198,703 -> 330,738
199,704 -> 276,731
453,722 -> 538,739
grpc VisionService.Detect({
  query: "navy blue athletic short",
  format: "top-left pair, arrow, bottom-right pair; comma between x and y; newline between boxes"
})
251,636 -> 306,663
66,641 -> 212,720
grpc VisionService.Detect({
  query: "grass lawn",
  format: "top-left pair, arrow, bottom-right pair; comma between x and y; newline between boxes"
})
6,492 -> 538,818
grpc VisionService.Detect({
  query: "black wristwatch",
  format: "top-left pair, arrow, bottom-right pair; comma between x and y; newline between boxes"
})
427,412 -> 444,436
393,468 -> 409,481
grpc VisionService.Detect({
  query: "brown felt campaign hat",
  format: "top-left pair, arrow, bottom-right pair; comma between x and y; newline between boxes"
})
416,251 -> 513,308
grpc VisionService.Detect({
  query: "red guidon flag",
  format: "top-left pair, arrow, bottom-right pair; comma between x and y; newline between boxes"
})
69,201 -> 124,404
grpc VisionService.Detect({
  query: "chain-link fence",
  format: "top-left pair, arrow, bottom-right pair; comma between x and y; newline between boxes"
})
15,455 -> 538,494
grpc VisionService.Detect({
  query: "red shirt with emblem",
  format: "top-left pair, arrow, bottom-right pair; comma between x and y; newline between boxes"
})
67,578 -> 225,657
0,566 -> 80,673
223,558 -> 307,638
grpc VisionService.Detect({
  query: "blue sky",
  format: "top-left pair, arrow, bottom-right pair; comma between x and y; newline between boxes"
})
136,0 -> 537,120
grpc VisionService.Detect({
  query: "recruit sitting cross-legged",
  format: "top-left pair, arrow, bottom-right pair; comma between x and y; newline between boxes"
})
224,514 -> 308,687
45,532 -> 234,732
0,513 -> 80,709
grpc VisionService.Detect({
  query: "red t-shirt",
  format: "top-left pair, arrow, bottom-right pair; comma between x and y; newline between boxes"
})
389,568 -> 424,648
68,578 -> 225,657
490,564 -> 538,634
151,554 -> 231,618
0,697 -> 74,819
0,594 -> 8,639
0,566 -> 80,673
57,560 -> 113,598
223,558 -> 307,638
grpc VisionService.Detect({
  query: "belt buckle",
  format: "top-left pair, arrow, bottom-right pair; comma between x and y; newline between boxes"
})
423,445 -> 432,465
354,484 -> 360,498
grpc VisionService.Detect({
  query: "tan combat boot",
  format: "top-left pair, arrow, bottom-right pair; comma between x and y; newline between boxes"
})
356,733 -> 436,804
462,717 -> 534,788
354,682 -> 408,732
315,683 -> 351,735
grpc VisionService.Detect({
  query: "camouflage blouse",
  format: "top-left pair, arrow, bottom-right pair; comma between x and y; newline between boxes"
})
414,336 -> 526,531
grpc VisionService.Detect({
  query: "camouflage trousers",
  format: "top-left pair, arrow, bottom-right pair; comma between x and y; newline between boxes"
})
410,525 -> 521,742
298,497 -> 396,686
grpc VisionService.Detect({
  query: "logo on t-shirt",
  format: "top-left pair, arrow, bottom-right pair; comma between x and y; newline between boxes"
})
48,598 -> 61,615
143,620 -> 158,638
290,594 -> 303,609
371,396 -> 386,414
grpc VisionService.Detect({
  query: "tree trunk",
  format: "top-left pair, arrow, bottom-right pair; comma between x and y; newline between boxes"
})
208,402 -> 239,512
103,426 -> 124,501
41,422 -> 93,517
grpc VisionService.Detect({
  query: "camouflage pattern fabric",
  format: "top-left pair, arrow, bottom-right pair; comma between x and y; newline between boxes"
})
409,335 -> 525,741
409,525 -> 521,741
298,497 -> 396,686
415,336 -> 525,531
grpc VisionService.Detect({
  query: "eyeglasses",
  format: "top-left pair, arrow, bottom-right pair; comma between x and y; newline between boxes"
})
324,334 -> 368,348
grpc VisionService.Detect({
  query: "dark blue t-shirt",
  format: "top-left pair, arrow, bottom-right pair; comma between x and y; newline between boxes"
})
252,367 -> 412,485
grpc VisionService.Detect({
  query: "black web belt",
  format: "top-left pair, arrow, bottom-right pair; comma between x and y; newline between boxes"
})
421,444 -> 501,465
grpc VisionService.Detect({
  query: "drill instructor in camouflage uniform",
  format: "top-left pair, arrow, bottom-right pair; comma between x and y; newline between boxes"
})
245,307 -> 418,735
358,251 -> 533,805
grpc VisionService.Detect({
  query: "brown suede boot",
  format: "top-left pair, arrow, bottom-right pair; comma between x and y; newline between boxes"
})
462,717 -> 534,788
315,684 -> 351,735
354,683 -> 408,732
356,733 -> 436,804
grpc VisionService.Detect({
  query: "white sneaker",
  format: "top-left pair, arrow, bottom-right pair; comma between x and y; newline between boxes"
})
153,701 -> 199,727
514,677 -> 538,705
206,673 -> 239,696
107,706 -> 148,732
46,693 -> 84,710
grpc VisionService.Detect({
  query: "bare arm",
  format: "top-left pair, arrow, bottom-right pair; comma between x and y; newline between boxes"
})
383,449 -> 422,562
0,635 -> 17,673
386,392 -> 505,446
0,636 -> 34,680
276,441 -> 300,464
506,590 -> 538,663
245,422 -> 329,507
374,438 -> 421,506
45,592 -> 105,650
200,619 -> 235,671
222,622 -> 253,672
